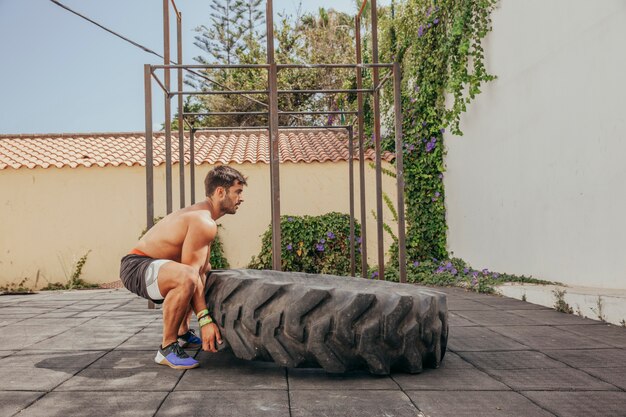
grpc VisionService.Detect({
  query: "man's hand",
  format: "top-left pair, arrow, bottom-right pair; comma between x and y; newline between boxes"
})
200,322 -> 223,352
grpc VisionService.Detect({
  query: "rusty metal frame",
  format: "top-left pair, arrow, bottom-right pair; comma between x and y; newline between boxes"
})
145,0 -> 408,291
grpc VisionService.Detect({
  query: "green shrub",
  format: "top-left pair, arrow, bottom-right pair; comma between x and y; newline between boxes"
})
248,212 -> 362,275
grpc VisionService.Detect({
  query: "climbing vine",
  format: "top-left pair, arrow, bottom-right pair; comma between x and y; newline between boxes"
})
376,0 -> 498,262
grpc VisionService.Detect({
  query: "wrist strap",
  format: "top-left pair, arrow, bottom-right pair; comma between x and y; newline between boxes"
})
197,309 -> 209,319
198,315 -> 213,327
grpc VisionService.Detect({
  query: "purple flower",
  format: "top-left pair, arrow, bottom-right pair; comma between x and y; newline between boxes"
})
425,141 -> 436,152
463,267 -> 469,274
427,23 -> 432,28
418,26 -> 424,37
410,97 -> 417,103
315,243 -> 325,252
492,272 -> 500,278
287,217 -> 294,222
438,173 -> 444,179
431,197 -> 437,202
414,85 -> 420,92
412,261 -> 420,267
371,271 -> 379,278
471,277 -> 478,286
451,268 -> 458,275
434,18 -> 439,25
440,128 -> 445,134
357,237 -> 362,244
435,192 -> 441,198
482,268 -> 489,275
286,244 -> 293,251
327,231 -> 335,239
319,239 -> 326,244
472,271 -> 479,278
445,261 -> 452,268
435,266 -> 445,274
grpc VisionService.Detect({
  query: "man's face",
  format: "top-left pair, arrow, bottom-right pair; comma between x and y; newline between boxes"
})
220,181 -> 244,214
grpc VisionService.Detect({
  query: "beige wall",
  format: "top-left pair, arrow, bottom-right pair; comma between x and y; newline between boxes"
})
444,0 -> 626,289
0,161 -> 397,288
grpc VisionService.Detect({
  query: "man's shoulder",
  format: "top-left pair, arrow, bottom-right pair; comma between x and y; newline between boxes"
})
184,211 -> 217,232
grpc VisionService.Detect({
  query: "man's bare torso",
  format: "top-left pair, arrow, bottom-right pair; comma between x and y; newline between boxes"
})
133,202 -> 215,270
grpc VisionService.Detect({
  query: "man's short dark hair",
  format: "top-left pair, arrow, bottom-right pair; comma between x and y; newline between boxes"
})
204,165 -> 247,196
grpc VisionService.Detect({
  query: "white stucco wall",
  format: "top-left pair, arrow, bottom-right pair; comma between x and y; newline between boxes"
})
444,1 -> 626,289
0,161 -> 397,288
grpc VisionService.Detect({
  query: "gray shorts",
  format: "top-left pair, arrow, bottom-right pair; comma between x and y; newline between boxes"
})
120,254 -> 170,303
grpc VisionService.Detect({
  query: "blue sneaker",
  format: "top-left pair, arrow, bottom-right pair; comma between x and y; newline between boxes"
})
155,342 -> 199,369
178,329 -> 202,349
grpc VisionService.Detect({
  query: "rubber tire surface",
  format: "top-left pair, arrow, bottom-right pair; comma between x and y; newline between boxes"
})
205,269 -> 448,375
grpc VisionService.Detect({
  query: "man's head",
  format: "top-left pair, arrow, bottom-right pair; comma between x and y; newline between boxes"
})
204,165 -> 247,214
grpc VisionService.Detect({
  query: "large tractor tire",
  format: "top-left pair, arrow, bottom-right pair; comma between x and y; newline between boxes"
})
205,269 -> 448,375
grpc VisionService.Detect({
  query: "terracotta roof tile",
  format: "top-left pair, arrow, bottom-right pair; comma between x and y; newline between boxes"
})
0,130 -> 395,170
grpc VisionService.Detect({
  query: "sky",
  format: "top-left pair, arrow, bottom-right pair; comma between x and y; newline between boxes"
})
0,0 -> 389,134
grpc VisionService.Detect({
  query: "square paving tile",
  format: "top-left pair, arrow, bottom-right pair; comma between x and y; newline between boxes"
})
484,367 -> 617,391
0,365 -> 77,391
477,297 -> 549,310
448,312 -> 478,327
522,391 -> 626,417
556,324 -> 626,348
455,310 -> 542,326
582,367 -> 626,390
407,391 -> 554,417
26,326 -> 137,350
88,350 -> 157,369
447,300 -> 495,311
489,325 -> 611,349
55,367 -> 182,391
438,351 -> 475,369
392,367 -> 510,391
288,368 -> 397,390
115,328 -> 164,350
157,390 -> 289,417
447,326 -> 529,351
175,351 -> 287,390
0,391 -> 44,417
509,309 -> 601,325
290,390 -> 418,417
19,391 -> 167,417
542,348 -> 626,368
0,350 -> 106,369
458,350 -> 567,370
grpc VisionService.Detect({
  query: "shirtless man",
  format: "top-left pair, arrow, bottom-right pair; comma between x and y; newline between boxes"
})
120,166 -> 246,369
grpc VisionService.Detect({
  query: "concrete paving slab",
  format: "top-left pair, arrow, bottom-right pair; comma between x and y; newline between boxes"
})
0,350 -> 16,358
392,367 -> 510,391
26,325 -> 138,350
542,348 -> 626,368
448,312 -> 479,327
115,328 -> 164,350
509,308 -> 602,325
18,391 -> 167,417
18,317 -> 92,327
581,367 -> 626,390
0,350 -> 106,368
287,368 -> 398,390
0,307 -> 51,315
484,367 -> 618,391
157,390 -> 290,417
436,351 -> 475,369
290,390 -> 418,417
0,333 -> 56,350
175,350 -> 287,391
475,297 -> 550,310
39,311 -> 84,318
55,367 -> 182,391
447,326 -> 529,351
0,365 -> 76,390
88,350 -> 157,369
447,299 -> 495,311
489,325 -> 612,350
407,391 -> 555,417
0,391 -> 44,417
522,391 -> 626,417
455,310 -> 543,326
556,324 -> 626,348
0,316 -> 24,326
457,351 -> 567,370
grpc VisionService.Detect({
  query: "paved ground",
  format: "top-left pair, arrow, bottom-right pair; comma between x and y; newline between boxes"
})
0,286 -> 625,417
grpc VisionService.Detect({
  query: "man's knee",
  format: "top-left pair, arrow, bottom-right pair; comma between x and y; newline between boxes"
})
180,266 -> 198,293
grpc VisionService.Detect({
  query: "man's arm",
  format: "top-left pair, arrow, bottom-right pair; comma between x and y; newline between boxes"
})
180,215 -> 222,352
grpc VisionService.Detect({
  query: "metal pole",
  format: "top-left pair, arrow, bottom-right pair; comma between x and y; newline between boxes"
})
177,12 -> 185,208
348,126 -> 356,277
144,64 -> 155,310
393,62 -> 407,283
190,128 -> 196,204
163,0 -> 173,214
355,16 -> 368,278
371,0 -> 385,280
144,65 -> 155,229
266,0 -> 281,271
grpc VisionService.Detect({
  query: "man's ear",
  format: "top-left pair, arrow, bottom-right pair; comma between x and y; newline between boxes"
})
215,186 -> 226,198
